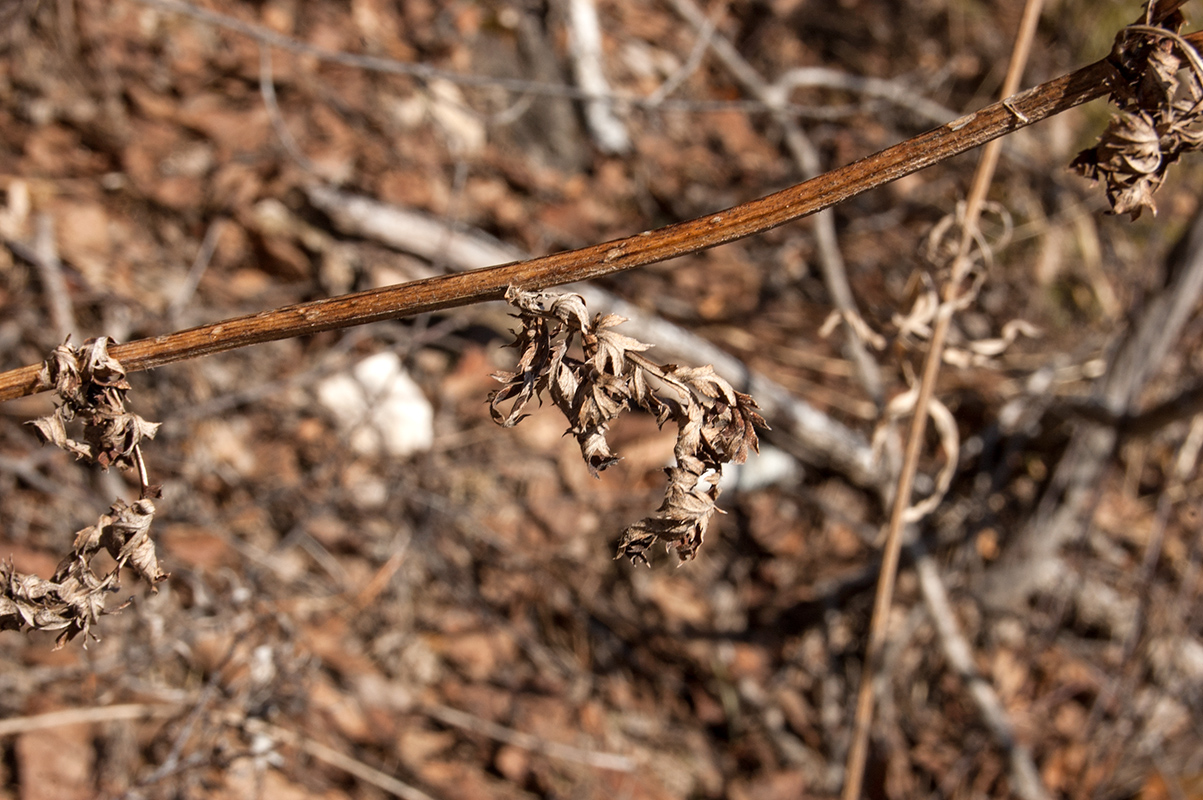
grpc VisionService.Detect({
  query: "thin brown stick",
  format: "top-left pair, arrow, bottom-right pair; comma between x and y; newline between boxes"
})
841,1 -> 1048,798
0,57 -> 1116,405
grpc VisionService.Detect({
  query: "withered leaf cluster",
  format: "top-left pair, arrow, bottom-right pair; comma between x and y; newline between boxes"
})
1073,12 -> 1203,219
2,338 -> 166,646
0,499 -> 163,646
28,337 -> 161,476
490,287 -> 767,565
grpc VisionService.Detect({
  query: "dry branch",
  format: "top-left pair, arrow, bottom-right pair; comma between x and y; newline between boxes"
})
0,57 -> 1116,404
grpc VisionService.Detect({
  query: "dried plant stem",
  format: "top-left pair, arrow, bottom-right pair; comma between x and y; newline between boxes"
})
0,703 -> 180,737
0,57 -> 1114,405
245,719 -> 439,800
841,1 -> 1047,798
424,703 -> 637,771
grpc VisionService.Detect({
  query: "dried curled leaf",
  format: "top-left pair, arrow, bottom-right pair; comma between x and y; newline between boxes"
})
491,286 -> 768,565
1,499 -> 165,646
28,337 -> 160,477
1073,22 -> 1203,219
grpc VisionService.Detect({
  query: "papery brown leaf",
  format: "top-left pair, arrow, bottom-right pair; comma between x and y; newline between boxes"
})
578,428 -> 621,476
11,335 -> 165,644
495,286 -> 768,565
0,595 -> 22,632
589,315 -> 650,375
79,336 -> 132,390
548,348 -> 581,413
489,308 -> 559,427
28,414 -> 94,460
28,338 -> 161,474
569,370 -> 629,476
506,285 -> 591,333
100,499 -> 166,586
710,392 -> 767,465
629,367 -> 670,423
549,294 -> 592,332
617,464 -> 718,565
1138,41 -> 1182,103
38,343 -> 82,400
665,364 -> 737,404
1073,112 -> 1165,219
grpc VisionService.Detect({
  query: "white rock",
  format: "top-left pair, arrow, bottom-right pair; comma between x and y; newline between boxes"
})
316,352 -> 434,457
722,444 -> 801,492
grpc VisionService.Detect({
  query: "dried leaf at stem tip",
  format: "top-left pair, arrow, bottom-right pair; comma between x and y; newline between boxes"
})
489,286 -> 768,565
27,337 -> 161,486
1073,19 -> 1203,219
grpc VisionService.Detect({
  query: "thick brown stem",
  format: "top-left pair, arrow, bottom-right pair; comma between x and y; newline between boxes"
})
0,57 -> 1115,404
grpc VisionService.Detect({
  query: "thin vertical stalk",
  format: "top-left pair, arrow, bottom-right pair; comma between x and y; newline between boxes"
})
840,1 -> 1046,797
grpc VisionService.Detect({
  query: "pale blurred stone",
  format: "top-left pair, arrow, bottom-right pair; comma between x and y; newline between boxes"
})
316,351 -> 434,457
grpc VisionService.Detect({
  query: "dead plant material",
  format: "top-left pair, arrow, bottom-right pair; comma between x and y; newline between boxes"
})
0,338 -> 167,646
28,337 -> 160,488
0,498 -> 165,646
490,287 -> 767,565
1073,13 -> 1203,219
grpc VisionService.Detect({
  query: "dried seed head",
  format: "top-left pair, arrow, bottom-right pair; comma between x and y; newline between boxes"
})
28,337 -> 160,486
1073,25 -> 1203,219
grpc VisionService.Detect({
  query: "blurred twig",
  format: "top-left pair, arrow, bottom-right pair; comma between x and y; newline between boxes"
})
562,0 -> 631,153
915,547 -> 1050,800
772,66 -> 957,126
257,44 -> 318,175
424,703 -> 637,771
246,719 -> 441,800
33,213 -> 78,345
665,0 -> 885,406
166,218 -> 223,327
129,0 -> 948,120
